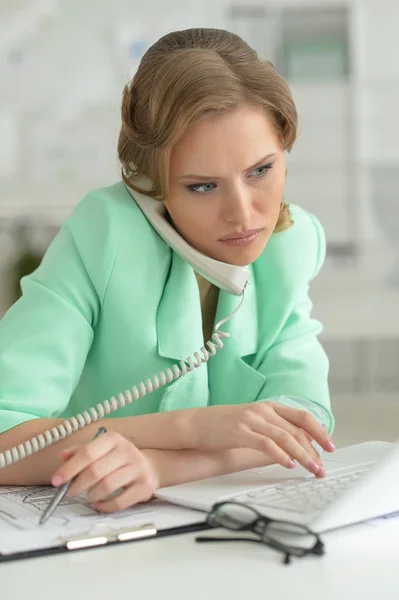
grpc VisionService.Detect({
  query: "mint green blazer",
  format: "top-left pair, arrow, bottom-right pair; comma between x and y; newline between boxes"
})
0,182 -> 334,435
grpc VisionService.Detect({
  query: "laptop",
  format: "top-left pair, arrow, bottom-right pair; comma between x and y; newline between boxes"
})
156,441 -> 399,533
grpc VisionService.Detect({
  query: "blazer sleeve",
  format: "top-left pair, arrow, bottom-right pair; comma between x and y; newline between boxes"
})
0,191 -> 119,434
254,211 -> 334,434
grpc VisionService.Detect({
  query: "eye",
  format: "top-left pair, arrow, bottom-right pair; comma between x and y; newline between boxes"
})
251,163 -> 274,178
186,182 -> 216,194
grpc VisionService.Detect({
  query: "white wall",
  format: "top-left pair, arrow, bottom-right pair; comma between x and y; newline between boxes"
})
1,0 -> 398,231
0,0 -> 216,218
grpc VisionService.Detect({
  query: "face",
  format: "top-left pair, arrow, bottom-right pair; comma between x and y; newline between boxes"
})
165,104 -> 286,266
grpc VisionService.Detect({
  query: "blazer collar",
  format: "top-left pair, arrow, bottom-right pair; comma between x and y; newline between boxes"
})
156,255 -> 265,409
214,266 -> 258,359
156,254 -> 258,362
156,251 -> 204,361
207,266 -> 266,405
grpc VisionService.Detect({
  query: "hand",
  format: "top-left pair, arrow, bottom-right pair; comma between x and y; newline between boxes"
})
51,432 -> 159,513
189,403 -> 335,477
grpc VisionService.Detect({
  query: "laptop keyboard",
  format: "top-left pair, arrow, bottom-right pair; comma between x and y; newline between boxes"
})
230,467 -> 370,515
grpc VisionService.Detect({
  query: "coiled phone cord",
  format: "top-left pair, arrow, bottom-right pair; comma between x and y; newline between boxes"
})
0,290 -> 245,470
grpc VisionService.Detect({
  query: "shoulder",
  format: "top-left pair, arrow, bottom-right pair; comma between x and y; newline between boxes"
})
62,181 -> 157,297
254,204 -> 326,289
65,180 -> 146,241
65,179 -> 159,247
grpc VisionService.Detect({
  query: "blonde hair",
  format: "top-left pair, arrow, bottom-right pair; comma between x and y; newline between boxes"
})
118,28 -> 297,232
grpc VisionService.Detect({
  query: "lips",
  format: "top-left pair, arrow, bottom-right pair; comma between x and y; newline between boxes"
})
218,228 -> 264,247
219,228 -> 264,241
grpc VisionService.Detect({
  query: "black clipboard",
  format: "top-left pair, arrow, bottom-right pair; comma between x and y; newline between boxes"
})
0,520 -> 211,564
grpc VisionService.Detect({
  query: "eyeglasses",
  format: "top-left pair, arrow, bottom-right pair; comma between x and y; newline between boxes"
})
195,501 -> 325,565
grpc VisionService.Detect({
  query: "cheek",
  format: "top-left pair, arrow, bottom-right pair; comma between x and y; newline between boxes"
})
166,198 -> 216,241
270,167 -> 287,196
179,200 -> 216,228
257,176 -> 285,217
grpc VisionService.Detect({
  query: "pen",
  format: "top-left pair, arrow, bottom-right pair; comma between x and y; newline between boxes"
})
39,426 -> 107,526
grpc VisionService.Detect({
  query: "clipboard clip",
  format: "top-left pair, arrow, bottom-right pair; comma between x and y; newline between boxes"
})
59,522 -> 157,550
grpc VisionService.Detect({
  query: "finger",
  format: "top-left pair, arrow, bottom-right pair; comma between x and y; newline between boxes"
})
248,407 -> 322,469
59,446 -> 80,460
87,464 -> 141,503
60,445 -> 80,453
268,413 -> 322,465
67,448 -> 130,497
249,432 -> 296,469
92,480 -> 154,513
52,432 -> 119,487
249,419 -> 323,475
274,405 -> 335,452
265,423 -> 324,476
265,415 -> 325,478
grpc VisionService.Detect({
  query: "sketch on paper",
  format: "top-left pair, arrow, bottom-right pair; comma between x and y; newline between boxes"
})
0,485 -> 173,534
0,486 -> 94,530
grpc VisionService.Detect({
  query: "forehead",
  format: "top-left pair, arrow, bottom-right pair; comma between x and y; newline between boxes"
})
170,105 -> 280,174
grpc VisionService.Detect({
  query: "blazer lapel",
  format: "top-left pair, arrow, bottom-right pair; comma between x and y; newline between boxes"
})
156,251 -> 203,360
156,256 -> 266,411
156,251 -> 209,411
208,267 -> 266,405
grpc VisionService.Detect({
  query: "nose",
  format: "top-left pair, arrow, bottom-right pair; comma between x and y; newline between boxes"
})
221,183 -> 253,229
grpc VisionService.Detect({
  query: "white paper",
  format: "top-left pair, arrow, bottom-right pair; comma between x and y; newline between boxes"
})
0,485 -> 205,555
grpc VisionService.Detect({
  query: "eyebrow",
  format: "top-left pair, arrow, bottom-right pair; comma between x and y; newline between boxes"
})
178,152 -> 277,181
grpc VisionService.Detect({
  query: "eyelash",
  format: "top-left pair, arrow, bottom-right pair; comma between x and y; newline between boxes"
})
186,162 -> 274,194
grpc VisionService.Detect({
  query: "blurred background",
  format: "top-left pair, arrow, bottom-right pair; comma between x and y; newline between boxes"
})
1,0 -> 398,445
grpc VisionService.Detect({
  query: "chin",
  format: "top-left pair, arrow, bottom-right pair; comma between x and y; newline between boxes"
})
214,246 -> 265,266
219,239 -> 268,266
226,253 -> 261,267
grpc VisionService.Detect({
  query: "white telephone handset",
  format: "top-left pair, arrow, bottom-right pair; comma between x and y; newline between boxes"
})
128,185 -> 250,295
0,182 -> 250,470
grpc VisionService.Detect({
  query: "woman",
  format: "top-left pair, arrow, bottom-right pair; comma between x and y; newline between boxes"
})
0,28 -> 335,513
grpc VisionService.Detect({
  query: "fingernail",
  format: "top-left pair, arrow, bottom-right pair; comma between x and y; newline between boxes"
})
310,461 -> 320,474
327,441 -> 336,452
287,459 -> 296,469
318,466 -> 326,477
52,475 -> 63,487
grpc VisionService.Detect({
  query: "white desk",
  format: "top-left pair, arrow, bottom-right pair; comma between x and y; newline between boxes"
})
2,520 -> 399,600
